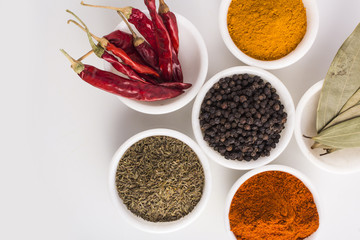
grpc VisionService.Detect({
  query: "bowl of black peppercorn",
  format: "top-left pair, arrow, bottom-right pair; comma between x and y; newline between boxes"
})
192,66 -> 295,170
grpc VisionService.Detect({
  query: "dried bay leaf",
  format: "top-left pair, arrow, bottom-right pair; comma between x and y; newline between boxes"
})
311,142 -> 332,149
324,104 -> 360,130
320,148 -> 340,156
311,142 -> 341,156
313,117 -> 360,148
339,87 -> 360,113
316,23 -> 360,133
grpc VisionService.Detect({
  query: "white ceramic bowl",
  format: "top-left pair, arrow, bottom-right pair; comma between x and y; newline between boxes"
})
104,12 -> 208,114
219,0 -> 319,69
224,165 -> 322,240
109,128 -> 212,233
295,80 -> 360,174
192,66 -> 295,170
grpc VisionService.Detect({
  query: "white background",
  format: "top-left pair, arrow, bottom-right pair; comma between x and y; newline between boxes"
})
1,0 -> 360,239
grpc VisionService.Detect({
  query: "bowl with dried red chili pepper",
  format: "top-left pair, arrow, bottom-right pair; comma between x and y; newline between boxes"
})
192,66 -> 295,170
225,165 -> 321,240
104,11 -> 208,114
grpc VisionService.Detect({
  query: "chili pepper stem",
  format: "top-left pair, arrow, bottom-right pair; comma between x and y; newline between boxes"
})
66,10 -> 103,42
80,1 -> 122,11
158,0 -> 170,14
117,11 -> 144,47
60,49 -> 84,74
80,1 -> 132,19
77,50 -> 93,61
67,20 -> 98,41
66,10 -> 89,31
66,10 -> 110,50
118,11 -> 136,36
67,19 -> 105,57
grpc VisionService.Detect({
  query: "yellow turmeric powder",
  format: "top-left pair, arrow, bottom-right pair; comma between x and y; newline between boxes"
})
227,0 -> 307,61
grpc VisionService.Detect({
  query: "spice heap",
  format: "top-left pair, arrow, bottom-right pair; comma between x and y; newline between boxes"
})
229,171 -> 319,240
116,136 -> 205,222
61,0 -> 191,102
227,0 -> 307,60
309,23 -> 360,155
199,74 -> 287,161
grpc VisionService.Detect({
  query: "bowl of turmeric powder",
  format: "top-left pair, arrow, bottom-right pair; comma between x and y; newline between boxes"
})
219,0 -> 319,69
225,165 -> 321,240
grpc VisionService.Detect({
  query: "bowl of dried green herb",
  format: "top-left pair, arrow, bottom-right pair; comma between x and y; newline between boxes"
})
109,128 -> 212,233
295,23 -> 360,174
295,81 -> 360,174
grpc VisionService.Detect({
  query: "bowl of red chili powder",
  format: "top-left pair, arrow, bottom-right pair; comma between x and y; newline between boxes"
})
219,0 -> 319,69
225,165 -> 321,240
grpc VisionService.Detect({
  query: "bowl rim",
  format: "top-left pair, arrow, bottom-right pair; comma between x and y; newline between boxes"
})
109,128 -> 212,233
218,0 -> 319,70
191,66 -> 295,170
224,164 -> 322,240
104,12 -> 208,115
294,80 -> 360,174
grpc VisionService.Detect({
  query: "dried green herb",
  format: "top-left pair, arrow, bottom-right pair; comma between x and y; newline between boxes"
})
312,117 -> 360,148
340,88 -> 360,113
309,23 -> 360,155
115,135 -> 205,223
316,23 -> 360,133
311,142 -> 332,149
324,104 -> 360,130
310,141 -> 340,155
320,148 -> 339,156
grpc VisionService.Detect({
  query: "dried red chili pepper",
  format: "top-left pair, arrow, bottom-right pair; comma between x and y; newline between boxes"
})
104,30 -> 147,66
73,48 -> 187,89
159,82 -> 191,90
106,43 -> 159,77
144,0 -> 183,82
102,52 -> 158,84
68,19 -> 156,84
170,48 -> 183,82
158,0 -> 179,54
80,2 -> 182,82
103,30 -> 133,53
67,10 -> 159,78
103,30 -> 146,65
81,1 -> 157,51
120,7 -> 157,52
118,11 -> 159,71
144,0 -> 173,82
60,49 -> 183,101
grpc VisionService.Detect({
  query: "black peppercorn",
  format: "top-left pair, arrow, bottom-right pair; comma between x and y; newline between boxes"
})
199,74 -> 287,161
